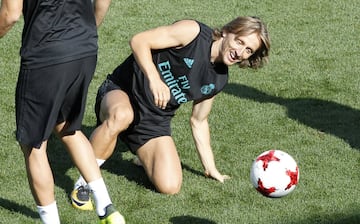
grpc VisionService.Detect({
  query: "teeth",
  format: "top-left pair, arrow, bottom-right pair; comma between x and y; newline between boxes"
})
230,52 -> 236,60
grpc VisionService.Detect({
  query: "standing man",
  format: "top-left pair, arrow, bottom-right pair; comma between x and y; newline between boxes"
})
0,0 -> 125,223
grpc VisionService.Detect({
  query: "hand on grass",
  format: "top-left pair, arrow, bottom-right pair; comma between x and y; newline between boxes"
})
204,169 -> 231,183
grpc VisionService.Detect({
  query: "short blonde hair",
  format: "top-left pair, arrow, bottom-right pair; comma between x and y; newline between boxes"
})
213,16 -> 270,69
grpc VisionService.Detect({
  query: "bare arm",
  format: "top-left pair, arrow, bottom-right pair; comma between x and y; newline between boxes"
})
129,20 -> 200,109
190,97 -> 230,183
93,0 -> 111,27
0,0 -> 22,38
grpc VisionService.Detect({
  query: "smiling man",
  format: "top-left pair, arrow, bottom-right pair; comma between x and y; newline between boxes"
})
71,17 -> 271,209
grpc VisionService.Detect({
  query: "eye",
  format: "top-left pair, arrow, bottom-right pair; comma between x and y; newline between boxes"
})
237,39 -> 244,46
246,48 -> 253,55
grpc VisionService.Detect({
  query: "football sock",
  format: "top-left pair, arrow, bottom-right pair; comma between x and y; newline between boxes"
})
88,178 -> 112,216
37,201 -> 60,224
74,176 -> 86,190
96,158 -> 106,167
74,159 -> 106,189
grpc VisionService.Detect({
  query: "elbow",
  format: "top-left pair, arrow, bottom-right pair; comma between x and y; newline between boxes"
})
7,5 -> 22,24
190,116 -> 196,128
3,11 -> 22,27
0,3 -> 22,38
7,16 -> 20,27
129,33 -> 145,52
129,34 -> 139,50
11,10 -> 22,23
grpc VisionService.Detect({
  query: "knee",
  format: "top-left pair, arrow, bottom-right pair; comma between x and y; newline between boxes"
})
103,107 -> 133,135
155,177 -> 182,195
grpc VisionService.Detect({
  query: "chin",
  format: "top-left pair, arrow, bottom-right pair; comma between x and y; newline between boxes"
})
225,60 -> 236,66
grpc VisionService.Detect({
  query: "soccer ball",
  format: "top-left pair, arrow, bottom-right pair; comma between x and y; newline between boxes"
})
250,149 -> 299,198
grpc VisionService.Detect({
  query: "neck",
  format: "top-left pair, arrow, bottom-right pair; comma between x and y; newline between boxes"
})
210,39 -> 222,63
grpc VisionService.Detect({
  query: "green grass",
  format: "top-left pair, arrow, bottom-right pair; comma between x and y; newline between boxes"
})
1,0 -> 359,223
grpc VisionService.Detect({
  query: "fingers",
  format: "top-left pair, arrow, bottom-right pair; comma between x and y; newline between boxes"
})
204,171 -> 231,183
222,175 -> 231,181
217,174 -> 231,183
154,91 -> 170,109
151,83 -> 170,109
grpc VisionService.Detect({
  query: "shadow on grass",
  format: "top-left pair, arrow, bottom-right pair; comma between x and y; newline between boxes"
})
47,129 -> 207,196
223,83 -> 360,151
46,125 -> 155,199
181,163 -> 205,177
170,215 -> 217,224
0,197 -> 38,219
99,141 -> 155,192
288,210 -> 360,224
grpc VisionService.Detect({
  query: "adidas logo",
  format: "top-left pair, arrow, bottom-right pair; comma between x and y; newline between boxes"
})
183,58 -> 194,68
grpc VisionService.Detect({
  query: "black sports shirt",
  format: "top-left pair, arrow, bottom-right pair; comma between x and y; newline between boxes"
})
109,21 -> 229,117
21,0 -> 98,69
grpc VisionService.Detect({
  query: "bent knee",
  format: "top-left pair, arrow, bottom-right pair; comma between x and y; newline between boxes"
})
155,178 -> 182,195
104,107 -> 134,134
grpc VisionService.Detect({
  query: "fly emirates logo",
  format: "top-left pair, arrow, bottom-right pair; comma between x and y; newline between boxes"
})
158,60 -> 190,104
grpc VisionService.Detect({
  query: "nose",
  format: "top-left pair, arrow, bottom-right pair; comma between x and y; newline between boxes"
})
236,46 -> 246,60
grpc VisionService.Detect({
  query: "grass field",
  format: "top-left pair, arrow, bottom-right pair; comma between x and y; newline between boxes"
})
0,0 -> 359,223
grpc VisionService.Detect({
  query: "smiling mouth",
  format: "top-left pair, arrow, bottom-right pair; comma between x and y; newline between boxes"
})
230,51 -> 239,61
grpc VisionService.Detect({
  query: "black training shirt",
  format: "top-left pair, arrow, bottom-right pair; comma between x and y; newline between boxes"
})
109,21 -> 229,116
21,0 -> 98,69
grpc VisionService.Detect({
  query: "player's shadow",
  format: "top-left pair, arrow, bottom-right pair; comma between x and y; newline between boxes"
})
223,83 -> 360,151
292,212 -> 360,224
170,215 -> 217,224
97,138 -> 155,191
0,197 -> 39,219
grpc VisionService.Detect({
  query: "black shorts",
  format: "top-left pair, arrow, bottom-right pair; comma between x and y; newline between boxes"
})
16,56 -> 97,148
95,78 -> 173,154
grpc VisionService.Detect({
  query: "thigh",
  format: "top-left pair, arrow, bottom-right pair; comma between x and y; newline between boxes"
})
137,136 -> 182,194
59,56 -> 97,134
16,58 -> 95,148
16,67 -> 58,148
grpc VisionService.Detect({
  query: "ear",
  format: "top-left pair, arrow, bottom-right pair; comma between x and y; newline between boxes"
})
221,30 -> 227,37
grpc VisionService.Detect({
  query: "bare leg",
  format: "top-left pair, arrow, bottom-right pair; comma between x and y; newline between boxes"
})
55,123 -> 113,216
58,130 -> 102,183
73,89 -> 133,190
91,90 -> 134,160
21,141 -> 55,206
21,142 -> 61,223
137,136 -> 182,195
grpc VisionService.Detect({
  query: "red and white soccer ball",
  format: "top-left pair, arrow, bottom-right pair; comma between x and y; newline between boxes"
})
250,149 -> 299,198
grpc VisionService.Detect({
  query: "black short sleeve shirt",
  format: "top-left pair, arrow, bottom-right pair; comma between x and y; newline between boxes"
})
21,0 -> 98,69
